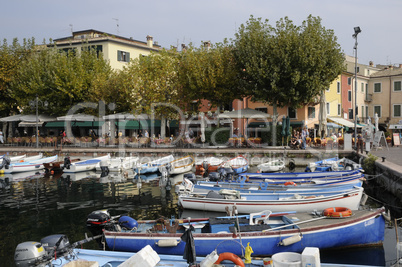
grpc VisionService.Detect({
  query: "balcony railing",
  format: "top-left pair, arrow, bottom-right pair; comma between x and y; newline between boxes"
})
365,94 -> 372,102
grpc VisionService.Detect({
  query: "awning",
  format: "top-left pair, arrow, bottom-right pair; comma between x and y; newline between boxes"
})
18,121 -> 44,127
389,124 -> 402,130
327,122 -> 343,129
327,117 -> 362,128
117,120 -> 140,129
247,122 -> 270,128
74,121 -> 104,127
45,121 -> 67,128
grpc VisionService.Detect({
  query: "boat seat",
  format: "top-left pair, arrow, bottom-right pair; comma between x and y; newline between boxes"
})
249,210 -> 272,225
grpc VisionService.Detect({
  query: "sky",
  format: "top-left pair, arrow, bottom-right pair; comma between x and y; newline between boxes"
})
1,0 -> 401,66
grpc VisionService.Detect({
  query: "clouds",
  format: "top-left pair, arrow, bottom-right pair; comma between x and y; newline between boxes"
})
1,0 -> 400,66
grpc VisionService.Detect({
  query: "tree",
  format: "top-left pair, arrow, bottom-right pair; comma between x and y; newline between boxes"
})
233,15 -> 344,145
11,43 -> 111,116
177,42 -> 243,111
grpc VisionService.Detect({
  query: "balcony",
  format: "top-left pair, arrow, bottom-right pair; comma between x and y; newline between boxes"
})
365,94 -> 372,102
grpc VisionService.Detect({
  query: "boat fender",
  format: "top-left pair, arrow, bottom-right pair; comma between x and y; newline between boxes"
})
214,252 -> 245,267
279,234 -> 302,246
119,216 -> 138,230
156,239 -> 180,247
284,181 -> 297,186
323,207 -> 352,218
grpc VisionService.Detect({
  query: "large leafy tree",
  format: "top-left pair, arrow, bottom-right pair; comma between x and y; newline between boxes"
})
0,38 -> 36,116
11,43 -> 111,116
177,42 -> 243,111
233,15 -> 344,144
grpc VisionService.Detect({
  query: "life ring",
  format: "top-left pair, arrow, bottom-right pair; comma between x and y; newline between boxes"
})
284,181 -> 297,186
323,207 -> 352,218
215,252 -> 245,267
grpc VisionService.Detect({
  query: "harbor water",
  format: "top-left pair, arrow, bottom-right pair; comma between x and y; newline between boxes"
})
0,165 -> 400,266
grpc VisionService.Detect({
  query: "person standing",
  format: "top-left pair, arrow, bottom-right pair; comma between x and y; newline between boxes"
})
301,127 -> 308,149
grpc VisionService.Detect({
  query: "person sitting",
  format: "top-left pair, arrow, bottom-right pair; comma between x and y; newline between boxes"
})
290,136 -> 300,149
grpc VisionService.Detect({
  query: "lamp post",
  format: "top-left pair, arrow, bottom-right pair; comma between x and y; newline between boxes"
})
353,26 -> 361,150
29,95 -> 48,148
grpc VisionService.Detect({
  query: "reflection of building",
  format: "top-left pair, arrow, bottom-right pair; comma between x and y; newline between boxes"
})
51,29 -> 161,70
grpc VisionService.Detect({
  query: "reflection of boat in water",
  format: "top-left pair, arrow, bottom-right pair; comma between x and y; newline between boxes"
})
98,172 -> 132,184
2,170 -> 43,182
135,172 -> 160,182
96,156 -> 139,172
61,171 -> 97,181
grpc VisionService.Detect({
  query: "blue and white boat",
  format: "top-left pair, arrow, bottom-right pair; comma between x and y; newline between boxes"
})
305,157 -> 361,172
177,174 -> 364,195
4,155 -> 57,173
220,155 -> 248,174
238,169 -> 362,182
134,154 -> 174,174
97,207 -> 385,257
63,154 -> 110,173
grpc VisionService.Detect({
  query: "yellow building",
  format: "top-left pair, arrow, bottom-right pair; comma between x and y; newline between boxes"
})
52,29 -> 161,70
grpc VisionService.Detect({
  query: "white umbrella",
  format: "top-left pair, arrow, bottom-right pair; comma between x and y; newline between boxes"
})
318,90 -> 327,138
200,114 -> 206,144
0,114 -> 24,122
57,113 -> 99,121
20,114 -> 56,122
217,108 -> 271,119
102,113 -> 149,120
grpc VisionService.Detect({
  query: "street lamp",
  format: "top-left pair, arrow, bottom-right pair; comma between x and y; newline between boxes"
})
353,26 -> 361,150
29,95 -> 48,148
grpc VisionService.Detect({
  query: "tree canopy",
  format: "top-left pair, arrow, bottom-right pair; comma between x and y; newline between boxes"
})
233,15 -> 344,109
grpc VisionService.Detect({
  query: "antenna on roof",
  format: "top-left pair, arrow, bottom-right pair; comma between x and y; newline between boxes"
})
112,18 -> 119,34
69,24 -> 73,35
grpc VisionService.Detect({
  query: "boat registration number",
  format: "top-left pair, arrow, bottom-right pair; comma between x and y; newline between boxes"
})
364,218 -> 374,227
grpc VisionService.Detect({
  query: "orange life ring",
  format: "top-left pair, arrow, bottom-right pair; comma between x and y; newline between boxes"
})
284,181 -> 297,186
323,207 -> 352,218
215,252 -> 245,267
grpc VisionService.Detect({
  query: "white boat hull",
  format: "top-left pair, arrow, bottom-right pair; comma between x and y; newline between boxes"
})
64,155 -> 110,173
96,157 -> 139,172
178,187 -> 363,214
4,155 -> 57,173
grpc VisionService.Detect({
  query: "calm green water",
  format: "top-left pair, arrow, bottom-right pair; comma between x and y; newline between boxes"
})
0,167 -> 399,266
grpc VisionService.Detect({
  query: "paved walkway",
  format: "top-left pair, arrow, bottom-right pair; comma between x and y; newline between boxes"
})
367,145 -> 402,174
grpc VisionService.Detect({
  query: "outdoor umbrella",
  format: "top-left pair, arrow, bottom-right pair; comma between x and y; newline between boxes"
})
318,91 -> 327,138
374,113 -> 379,133
0,114 -> 24,122
180,224 -> 196,265
200,113 -> 206,145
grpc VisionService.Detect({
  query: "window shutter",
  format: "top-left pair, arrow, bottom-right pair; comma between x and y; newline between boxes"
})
117,51 -> 122,61
126,52 -> 130,62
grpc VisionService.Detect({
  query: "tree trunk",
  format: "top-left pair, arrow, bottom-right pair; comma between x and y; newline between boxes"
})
272,103 -> 278,146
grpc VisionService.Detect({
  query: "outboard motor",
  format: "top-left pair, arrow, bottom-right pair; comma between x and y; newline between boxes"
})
208,172 -> 220,182
202,161 -> 209,177
218,167 -> 227,180
14,241 -> 50,267
40,234 -> 71,258
0,156 -> 11,170
63,157 -> 71,170
183,173 -> 196,184
100,160 -> 109,174
86,210 -> 112,237
224,167 -> 235,181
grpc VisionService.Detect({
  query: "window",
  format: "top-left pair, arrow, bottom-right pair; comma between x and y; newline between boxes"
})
337,104 -> 341,116
117,50 -> 130,62
374,83 -> 381,93
394,81 -> 402,92
356,66 -> 360,73
361,106 -> 365,118
348,109 -> 353,119
337,82 -> 340,94
348,77 -> 351,85
365,106 -> 369,118
308,107 -> 315,119
288,107 -> 296,119
361,83 -> 364,93
394,104 -> 402,117
374,106 -> 381,118
326,103 -> 330,115
348,91 -> 352,102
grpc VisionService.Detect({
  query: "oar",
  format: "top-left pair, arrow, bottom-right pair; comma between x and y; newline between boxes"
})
262,216 -> 327,232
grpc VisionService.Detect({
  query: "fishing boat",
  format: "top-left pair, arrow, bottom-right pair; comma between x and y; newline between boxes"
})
43,157 -> 81,172
305,157 -> 361,172
257,159 -> 285,173
176,173 -> 364,195
238,169 -> 362,182
15,232 -> 361,267
168,155 -> 195,175
63,155 -> 111,173
178,186 -> 364,213
0,153 -> 43,170
220,155 -> 249,174
92,207 -> 385,257
4,155 -> 58,173
195,157 -> 224,175
95,156 -> 139,172
134,155 -> 175,174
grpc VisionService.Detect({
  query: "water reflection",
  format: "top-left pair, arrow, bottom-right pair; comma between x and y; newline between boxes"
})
0,166 -> 400,266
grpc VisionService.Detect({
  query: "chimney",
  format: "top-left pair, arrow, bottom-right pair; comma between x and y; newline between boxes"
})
146,35 -> 153,48
203,40 -> 211,50
369,61 -> 373,67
